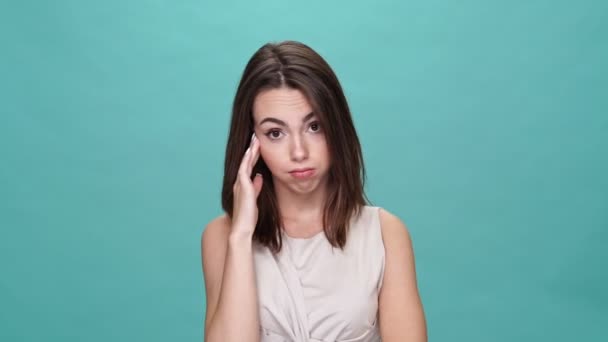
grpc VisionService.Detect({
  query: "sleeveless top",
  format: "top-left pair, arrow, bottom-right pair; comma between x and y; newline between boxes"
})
252,205 -> 385,342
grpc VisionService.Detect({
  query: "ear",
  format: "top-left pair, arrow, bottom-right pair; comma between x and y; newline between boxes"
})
253,173 -> 264,198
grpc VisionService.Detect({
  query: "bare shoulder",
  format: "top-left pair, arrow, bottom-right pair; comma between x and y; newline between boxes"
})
201,213 -> 233,273
378,207 -> 413,248
201,213 -> 232,277
201,213 -> 232,246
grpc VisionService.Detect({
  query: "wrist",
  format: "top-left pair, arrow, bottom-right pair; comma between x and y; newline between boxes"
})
229,229 -> 254,243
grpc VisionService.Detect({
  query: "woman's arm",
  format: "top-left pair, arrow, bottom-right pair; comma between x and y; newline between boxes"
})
201,215 -> 260,342
378,208 -> 428,342
203,133 -> 263,341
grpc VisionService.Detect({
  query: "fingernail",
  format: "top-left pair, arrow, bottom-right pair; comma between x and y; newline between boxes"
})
251,133 -> 256,142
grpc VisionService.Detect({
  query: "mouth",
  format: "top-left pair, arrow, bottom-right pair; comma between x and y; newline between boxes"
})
289,168 -> 315,179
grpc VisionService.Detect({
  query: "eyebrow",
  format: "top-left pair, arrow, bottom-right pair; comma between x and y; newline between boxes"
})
258,112 -> 315,127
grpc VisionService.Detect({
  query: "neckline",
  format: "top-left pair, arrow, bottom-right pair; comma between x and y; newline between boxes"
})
282,229 -> 325,241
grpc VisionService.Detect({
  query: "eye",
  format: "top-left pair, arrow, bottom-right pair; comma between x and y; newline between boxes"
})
309,121 -> 321,132
265,129 -> 283,140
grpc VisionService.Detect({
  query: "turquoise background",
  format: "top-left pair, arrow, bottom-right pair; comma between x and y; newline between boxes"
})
1,0 -> 606,341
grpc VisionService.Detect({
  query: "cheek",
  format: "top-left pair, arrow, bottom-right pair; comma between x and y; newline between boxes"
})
313,139 -> 330,159
259,144 -> 281,169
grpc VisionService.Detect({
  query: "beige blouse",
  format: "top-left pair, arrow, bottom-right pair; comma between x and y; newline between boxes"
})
252,205 -> 385,342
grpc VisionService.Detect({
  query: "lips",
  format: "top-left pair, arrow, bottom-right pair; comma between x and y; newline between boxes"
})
290,168 -> 314,173
289,168 -> 315,179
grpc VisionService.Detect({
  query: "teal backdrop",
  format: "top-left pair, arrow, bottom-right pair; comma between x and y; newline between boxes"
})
1,1 -> 606,341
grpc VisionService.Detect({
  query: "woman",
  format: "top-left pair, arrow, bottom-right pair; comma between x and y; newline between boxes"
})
201,41 -> 427,342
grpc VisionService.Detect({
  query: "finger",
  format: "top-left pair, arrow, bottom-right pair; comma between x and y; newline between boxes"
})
237,136 -> 255,180
246,135 -> 261,176
237,149 -> 250,183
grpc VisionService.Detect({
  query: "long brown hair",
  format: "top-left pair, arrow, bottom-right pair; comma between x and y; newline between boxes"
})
221,40 -> 369,254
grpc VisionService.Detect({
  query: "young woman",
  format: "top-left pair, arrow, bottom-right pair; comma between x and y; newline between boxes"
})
201,41 -> 427,342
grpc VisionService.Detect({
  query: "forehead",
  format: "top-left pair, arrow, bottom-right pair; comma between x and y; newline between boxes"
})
252,87 -> 313,122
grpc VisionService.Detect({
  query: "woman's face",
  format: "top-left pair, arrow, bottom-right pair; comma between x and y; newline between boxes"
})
252,87 -> 331,195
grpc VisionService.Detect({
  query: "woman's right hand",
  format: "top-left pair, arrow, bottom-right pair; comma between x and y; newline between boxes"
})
230,133 -> 264,237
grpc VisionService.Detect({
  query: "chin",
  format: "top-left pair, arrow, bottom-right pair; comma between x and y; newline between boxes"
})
271,175 -> 317,193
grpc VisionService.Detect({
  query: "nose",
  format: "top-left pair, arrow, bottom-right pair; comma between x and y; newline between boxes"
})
289,134 -> 309,162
